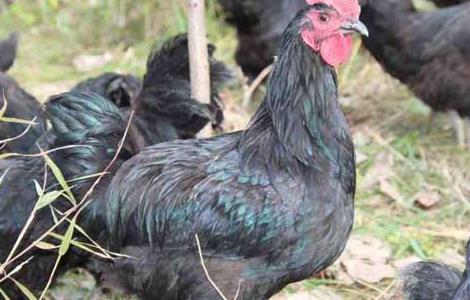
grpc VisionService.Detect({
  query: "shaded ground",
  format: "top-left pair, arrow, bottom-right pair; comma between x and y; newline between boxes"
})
0,1 -> 469,299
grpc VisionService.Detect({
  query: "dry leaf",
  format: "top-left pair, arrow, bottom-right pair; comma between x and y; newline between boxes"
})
415,190 -> 440,209
332,235 -> 396,284
342,259 -> 395,283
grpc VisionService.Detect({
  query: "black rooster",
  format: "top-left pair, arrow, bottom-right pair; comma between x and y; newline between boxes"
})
0,32 -> 17,73
0,73 -> 47,153
218,0 -> 306,78
360,0 -> 470,146
72,72 -> 141,108
102,2 -> 366,299
401,240 -> 470,300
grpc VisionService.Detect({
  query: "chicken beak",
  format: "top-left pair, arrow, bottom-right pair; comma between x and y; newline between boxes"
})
340,20 -> 369,37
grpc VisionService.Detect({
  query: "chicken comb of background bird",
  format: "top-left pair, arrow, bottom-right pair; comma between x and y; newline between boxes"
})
306,0 -> 361,18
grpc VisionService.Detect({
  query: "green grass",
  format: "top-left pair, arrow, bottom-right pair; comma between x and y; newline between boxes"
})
1,0 -> 470,299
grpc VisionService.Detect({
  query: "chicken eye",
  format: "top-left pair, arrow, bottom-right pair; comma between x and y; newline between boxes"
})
319,14 -> 329,22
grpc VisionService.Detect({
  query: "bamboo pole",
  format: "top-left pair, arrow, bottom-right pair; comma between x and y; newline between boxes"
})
187,0 -> 212,137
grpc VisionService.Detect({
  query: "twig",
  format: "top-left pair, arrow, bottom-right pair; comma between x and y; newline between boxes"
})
187,0 -> 211,137
0,144 -> 90,159
243,64 -> 272,108
0,201 -> 38,274
38,255 -> 61,299
356,279 -> 388,294
0,257 -> 34,285
0,117 -> 37,146
233,280 -> 242,300
373,279 -> 397,300
195,234 -> 228,300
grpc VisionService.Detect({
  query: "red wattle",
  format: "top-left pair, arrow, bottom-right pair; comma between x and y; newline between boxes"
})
320,35 -> 353,67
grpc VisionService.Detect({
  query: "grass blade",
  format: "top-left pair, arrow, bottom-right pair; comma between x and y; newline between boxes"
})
43,154 -> 76,205
35,242 -> 58,251
409,239 -> 427,259
0,92 -> 7,119
35,191 -> 64,210
9,278 -> 37,300
59,217 -> 76,256
0,287 -> 11,300
0,117 -> 37,125
0,169 -> 9,186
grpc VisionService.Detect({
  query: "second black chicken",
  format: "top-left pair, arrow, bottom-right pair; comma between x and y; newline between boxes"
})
360,0 -> 470,147
0,35 -> 230,298
401,239 -> 470,300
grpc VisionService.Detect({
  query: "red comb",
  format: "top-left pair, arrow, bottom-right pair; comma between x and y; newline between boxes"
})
306,0 -> 361,19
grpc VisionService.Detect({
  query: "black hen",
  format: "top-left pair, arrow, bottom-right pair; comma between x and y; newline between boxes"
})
218,0 -> 306,78
0,32 -> 17,73
102,3 -> 365,299
0,33 -> 231,297
72,72 -> 141,108
130,34 -> 229,147
360,0 -> 470,146
0,92 -> 132,298
401,240 -> 470,300
0,73 -> 47,153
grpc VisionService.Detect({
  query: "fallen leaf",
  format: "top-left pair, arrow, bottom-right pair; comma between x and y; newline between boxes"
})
332,235 -> 396,284
415,190 -> 440,209
342,259 -> 395,284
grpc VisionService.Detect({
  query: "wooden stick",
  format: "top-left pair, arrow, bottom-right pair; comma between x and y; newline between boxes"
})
243,64 -> 273,108
187,0 -> 212,137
